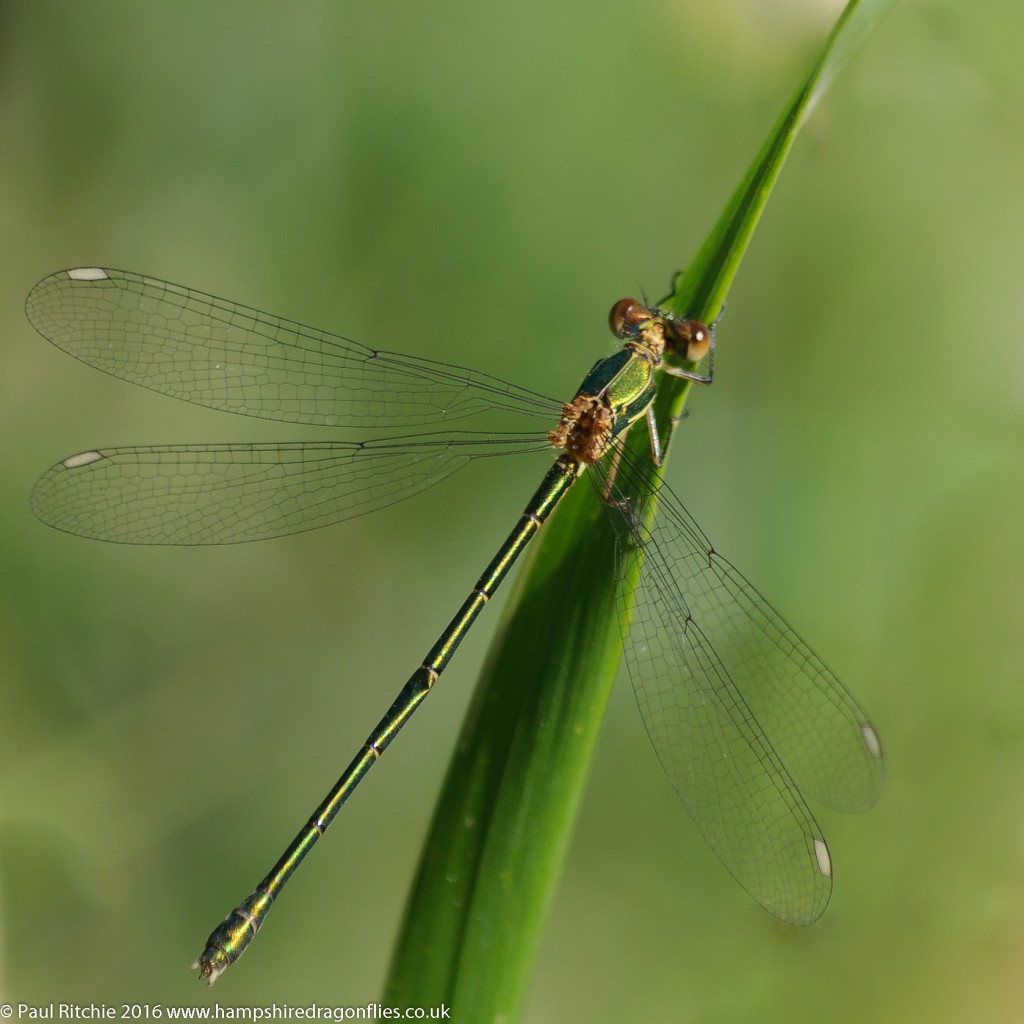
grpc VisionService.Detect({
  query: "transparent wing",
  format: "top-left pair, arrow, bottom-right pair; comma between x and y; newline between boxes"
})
31,434 -> 548,545
603,453 -> 883,924
26,268 -> 560,430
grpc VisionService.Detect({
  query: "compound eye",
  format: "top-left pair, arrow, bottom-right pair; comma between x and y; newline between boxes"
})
667,319 -> 712,361
608,298 -> 651,338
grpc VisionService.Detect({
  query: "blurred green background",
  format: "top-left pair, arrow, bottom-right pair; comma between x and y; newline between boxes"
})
1,0 -> 1022,1018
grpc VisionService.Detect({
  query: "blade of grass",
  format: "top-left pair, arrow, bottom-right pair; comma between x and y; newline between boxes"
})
385,0 -> 896,1018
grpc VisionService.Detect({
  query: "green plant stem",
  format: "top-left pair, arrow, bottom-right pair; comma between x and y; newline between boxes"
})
385,1 -> 895,1018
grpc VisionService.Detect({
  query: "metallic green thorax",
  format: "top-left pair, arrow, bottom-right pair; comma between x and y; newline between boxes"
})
194,311 -> 684,983
545,337 -> 663,467
584,347 -> 658,436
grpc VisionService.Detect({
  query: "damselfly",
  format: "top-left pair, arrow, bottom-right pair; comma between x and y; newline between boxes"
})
26,268 -> 884,983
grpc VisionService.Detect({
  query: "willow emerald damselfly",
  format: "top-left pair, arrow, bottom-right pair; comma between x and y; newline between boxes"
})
26,267 -> 884,983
